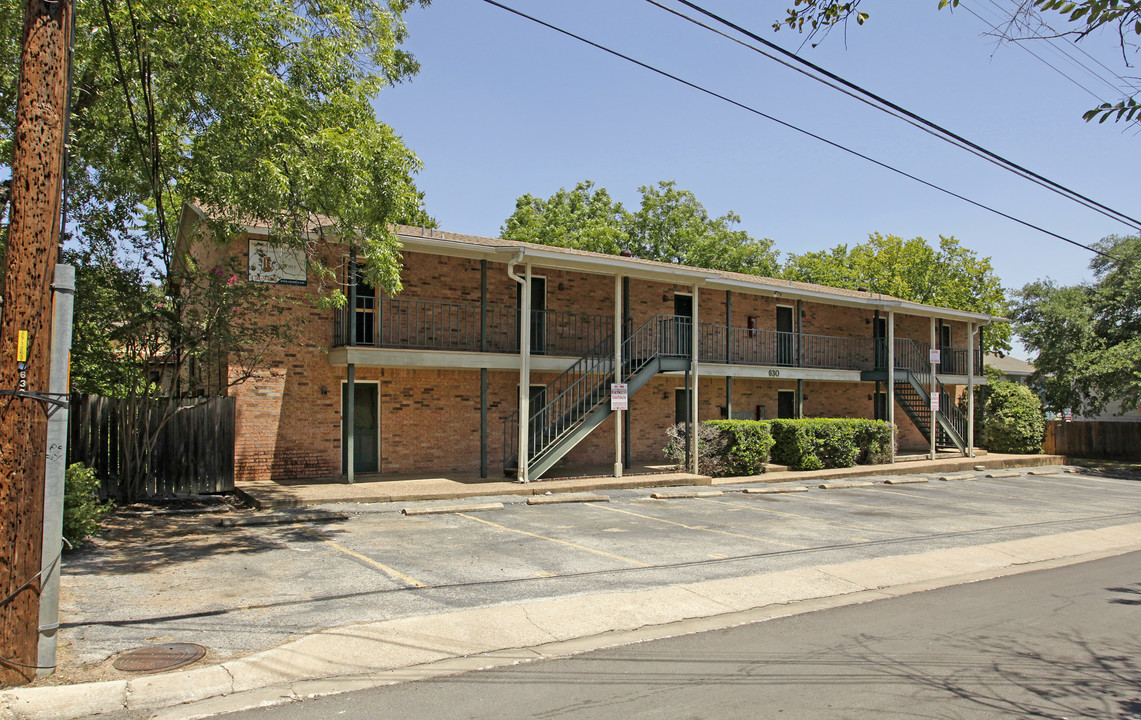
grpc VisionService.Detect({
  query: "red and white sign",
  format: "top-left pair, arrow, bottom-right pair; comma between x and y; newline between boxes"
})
611,383 -> 628,411
930,394 -> 940,412
929,348 -> 941,365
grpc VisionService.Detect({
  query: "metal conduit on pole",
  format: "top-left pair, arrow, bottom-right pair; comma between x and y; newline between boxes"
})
37,264 -> 74,676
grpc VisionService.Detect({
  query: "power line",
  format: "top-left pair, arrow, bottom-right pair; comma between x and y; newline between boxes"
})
476,0 -> 1118,260
659,0 -> 1141,233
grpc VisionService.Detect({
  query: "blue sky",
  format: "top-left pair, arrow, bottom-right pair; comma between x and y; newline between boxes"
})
377,0 -> 1137,352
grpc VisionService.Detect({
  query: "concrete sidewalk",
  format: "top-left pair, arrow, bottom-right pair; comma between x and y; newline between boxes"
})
239,453 -> 1064,508
4,519 -> 1139,720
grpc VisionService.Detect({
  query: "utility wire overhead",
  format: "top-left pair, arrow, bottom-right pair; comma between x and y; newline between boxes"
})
660,0 -> 1141,232
477,0 -> 1117,260
644,0 -> 1132,229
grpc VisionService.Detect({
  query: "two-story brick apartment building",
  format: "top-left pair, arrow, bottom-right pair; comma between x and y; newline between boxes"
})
178,204 -> 996,484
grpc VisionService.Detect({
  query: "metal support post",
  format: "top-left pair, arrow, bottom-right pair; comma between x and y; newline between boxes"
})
518,264 -> 532,482
346,363 -> 355,484
725,291 -> 732,418
887,310 -> 895,463
690,285 -> 699,475
929,317 -> 937,461
480,260 -> 488,478
613,275 -> 623,478
967,321 -> 975,458
37,264 -> 74,676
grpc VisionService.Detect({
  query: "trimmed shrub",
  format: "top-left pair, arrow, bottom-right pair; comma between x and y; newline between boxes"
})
63,462 -> 113,547
704,420 -> 774,476
664,420 -> 774,477
982,382 -> 1045,454
664,422 -> 731,476
770,418 -> 894,470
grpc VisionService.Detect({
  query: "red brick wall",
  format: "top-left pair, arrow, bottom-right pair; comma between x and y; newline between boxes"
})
197,230 -> 977,480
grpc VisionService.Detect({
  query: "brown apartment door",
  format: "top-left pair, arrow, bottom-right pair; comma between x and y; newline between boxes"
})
342,383 -> 379,474
673,293 -> 693,357
517,277 -> 547,354
776,306 -> 795,365
777,390 -> 796,419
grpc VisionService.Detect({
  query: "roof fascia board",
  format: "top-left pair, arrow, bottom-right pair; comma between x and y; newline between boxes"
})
397,234 -> 716,285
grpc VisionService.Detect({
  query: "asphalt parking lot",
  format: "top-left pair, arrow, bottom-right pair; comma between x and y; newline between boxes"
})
55,465 -> 1141,683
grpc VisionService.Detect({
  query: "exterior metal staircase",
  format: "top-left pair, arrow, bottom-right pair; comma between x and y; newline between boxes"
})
890,339 -> 969,453
504,315 -> 691,480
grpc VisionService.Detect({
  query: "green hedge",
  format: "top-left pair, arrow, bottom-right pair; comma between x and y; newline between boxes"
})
769,418 -> 894,471
666,418 -> 893,475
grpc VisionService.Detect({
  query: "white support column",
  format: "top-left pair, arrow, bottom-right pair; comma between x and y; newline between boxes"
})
887,310 -> 895,463
613,274 -> 623,478
967,321 -> 976,458
929,316 -> 937,461
690,284 -> 700,474
518,264 -> 533,482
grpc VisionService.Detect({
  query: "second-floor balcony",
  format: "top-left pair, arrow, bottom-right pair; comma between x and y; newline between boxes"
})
333,295 -> 613,357
333,297 -> 983,376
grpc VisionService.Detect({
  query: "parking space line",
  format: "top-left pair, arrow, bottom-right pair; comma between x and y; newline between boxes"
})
456,512 -> 651,567
698,498 -> 915,536
299,527 -> 429,588
868,486 -> 986,508
791,493 -> 948,520
589,503 -> 807,548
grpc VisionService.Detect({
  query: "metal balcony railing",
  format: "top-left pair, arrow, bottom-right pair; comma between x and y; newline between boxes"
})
333,296 -> 612,357
872,338 -> 983,376
699,325 -> 876,371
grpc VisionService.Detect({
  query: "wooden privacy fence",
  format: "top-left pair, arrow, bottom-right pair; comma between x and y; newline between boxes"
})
1043,420 -> 1141,460
69,394 -> 236,499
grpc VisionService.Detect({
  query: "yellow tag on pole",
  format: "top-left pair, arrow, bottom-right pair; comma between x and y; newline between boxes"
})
17,330 -> 28,362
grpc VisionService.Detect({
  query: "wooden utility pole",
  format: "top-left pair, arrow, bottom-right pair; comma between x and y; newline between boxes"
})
0,0 -> 73,686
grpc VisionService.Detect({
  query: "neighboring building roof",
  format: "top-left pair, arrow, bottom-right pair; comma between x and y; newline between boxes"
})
181,201 -> 1006,324
984,353 -> 1035,377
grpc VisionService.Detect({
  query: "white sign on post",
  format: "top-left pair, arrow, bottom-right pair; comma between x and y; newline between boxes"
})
929,348 -> 941,365
930,394 -> 940,412
610,383 -> 628,411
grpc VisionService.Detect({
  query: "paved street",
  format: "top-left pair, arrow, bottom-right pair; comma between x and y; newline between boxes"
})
214,550 -> 1141,720
57,465 -> 1141,678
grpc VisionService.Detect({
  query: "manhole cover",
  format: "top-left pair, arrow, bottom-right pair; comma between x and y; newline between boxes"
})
112,643 -> 206,673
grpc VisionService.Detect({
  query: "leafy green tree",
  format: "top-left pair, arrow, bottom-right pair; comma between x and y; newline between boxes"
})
783,233 -> 1011,352
1,0 -> 433,296
502,181 -> 629,255
502,180 -> 780,276
2,0 -> 435,412
1013,234 -> 1141,415
773,1 -> 1141,123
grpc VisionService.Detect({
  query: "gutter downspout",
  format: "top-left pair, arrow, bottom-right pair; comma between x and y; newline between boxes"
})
506,251 -> 530,482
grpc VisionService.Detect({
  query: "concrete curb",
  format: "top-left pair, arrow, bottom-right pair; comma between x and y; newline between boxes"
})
650,490 -> 724,499
743,486 -> 808,494
401,503 -> 503,516
7,521 -> 1140,720
818,481 -> 875,490
527,494 -> 610,505
881,477 -> 927,485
